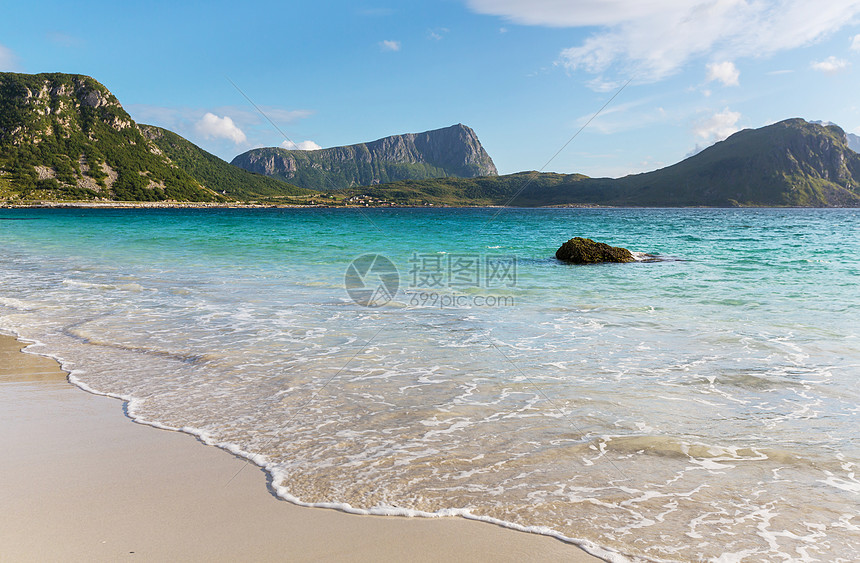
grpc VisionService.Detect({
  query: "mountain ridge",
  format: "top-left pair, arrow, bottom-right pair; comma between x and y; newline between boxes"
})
0,71 -> 313,203
335,119 -> 860,207
0,72 -> 219,202
231,124 -> 498,191
2,72 -> 858,207
607,118 -> 860,206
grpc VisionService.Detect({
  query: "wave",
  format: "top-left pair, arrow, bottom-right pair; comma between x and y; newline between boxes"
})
6,332 -> 635,563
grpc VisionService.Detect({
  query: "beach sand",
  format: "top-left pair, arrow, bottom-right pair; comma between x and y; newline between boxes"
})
0,334 -> 602,562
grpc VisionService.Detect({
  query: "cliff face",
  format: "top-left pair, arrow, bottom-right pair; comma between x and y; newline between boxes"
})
0,72 -> 219,202
230,124 -> 498,190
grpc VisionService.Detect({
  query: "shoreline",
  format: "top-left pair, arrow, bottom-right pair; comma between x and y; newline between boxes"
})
0,334 -> 604,562
3,201 -> 852,210
0,201 -> 523,209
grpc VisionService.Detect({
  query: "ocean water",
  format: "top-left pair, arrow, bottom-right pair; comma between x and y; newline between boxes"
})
1,207 -> 858,562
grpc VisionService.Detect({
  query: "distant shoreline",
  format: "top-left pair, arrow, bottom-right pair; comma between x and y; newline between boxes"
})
2,201 -> 857,210
0,201 -> 601,209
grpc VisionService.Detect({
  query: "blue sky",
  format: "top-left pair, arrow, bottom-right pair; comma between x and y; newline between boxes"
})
2,0 -> 860,177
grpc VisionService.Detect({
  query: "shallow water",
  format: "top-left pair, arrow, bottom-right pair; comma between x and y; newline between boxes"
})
1,207 -> 858,561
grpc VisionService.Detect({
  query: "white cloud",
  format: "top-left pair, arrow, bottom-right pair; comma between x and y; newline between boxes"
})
0,43 -> 20,71
694,108 -> 742,143
130,104 -> 312,138
852,34 -> 860,50
466,0 -> 860,85
811,55 -> 849,73
380,40 -> 401,52
281,140 -> 322,151
429,28 -> 449,41
706,61 -> 740,86
194,113 -> 247,144
468,0 -> 670,27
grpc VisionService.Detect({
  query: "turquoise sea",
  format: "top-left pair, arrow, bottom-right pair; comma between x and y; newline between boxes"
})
1,207 -> 858,561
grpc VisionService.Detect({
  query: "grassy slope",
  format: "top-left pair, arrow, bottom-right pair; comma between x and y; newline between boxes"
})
139,125 -> 315,200
0,72 -> 219,202
611,119 -> 860,206
330,172 -> 591,206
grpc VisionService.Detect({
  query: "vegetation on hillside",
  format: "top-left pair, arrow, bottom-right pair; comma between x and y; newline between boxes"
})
139,125 -> 315,200
0,72 -> 219,203
611,118 -> 860,206
336,119 -> 860,207
326,172 -> 592,206
2,72 -> 857,209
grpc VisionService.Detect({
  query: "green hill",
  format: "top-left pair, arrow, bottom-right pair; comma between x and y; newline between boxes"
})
138,125 -> 314,200
3,72 -> 856,208
0,72 -> 220,202
0,71 -> 315,204
342,119 -> 860,207
610,118 -> 860,206
329,172 -> 590,206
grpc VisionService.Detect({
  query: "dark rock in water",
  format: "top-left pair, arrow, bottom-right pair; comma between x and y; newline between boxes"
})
556,237 -> 634,264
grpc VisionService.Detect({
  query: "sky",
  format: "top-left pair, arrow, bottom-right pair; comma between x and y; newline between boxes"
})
2,0 -> 860,177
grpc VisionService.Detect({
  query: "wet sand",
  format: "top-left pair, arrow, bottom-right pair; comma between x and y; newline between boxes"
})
0,334 -> 603,562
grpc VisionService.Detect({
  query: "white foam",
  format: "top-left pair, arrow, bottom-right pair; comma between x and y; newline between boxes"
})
62,279 -> 146,292
3,332 -> 637,562
4,210 -> 860,563
819,473 -> 860,494
0,296 -> 38,309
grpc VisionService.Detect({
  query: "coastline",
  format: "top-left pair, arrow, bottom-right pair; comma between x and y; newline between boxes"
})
3,200 -> 849,209
0,334 -> 603,562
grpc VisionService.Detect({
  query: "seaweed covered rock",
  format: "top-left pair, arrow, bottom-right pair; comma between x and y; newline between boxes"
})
555,237 -> 634,264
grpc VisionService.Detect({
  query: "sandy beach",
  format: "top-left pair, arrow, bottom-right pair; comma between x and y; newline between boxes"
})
0,334 -> 602,562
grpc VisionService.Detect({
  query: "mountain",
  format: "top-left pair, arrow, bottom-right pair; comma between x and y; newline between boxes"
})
0,72 -> 221,202
0,71 -> 312,204
811,120 -> 860,153
231,124 -> 498,191
138,125 -> 314,200
2,73 -> 854,208
343,119 -> 860,207
609,118 -> 860,206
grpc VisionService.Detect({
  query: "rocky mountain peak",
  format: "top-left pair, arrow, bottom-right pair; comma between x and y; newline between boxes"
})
231,123 -> 497,190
